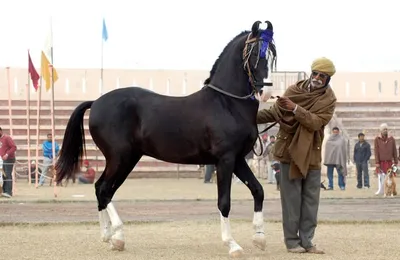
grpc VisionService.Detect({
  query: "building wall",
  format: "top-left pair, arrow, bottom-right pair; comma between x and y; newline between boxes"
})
0,68 -> 399,102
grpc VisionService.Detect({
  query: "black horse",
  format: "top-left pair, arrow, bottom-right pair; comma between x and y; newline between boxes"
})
56,20 -> 277,257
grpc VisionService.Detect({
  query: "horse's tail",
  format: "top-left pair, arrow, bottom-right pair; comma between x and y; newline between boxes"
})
55,101 -> 94,183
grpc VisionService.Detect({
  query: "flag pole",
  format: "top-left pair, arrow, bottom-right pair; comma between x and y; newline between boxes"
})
35,78 -> 42,189
100,17 -> 107,96
26,51 -> 32,185
49,17 -> 58,197
6,67 -> 13,137
100,32 -> 104,95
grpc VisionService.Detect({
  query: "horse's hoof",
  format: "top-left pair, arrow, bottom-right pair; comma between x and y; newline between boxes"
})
110,239 -> 125,251
101,234 -> 111,243
252,236 -> 267,251
229,249 -> 244,258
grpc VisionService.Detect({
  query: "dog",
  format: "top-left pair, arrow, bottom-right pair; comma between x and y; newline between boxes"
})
384,167 -> 397,197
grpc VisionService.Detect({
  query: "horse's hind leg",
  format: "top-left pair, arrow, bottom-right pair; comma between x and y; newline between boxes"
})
96,151 -> 142,251
234,157 -> 266,251
95,173 -> 113,242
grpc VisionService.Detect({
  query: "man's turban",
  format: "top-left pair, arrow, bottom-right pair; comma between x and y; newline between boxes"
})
311,57 -> 336,77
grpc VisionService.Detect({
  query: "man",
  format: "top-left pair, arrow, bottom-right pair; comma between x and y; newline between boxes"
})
324,127 -> 347,190
204,164 -> 215,183
254,134 -> 268,179
39,133 -> 60,186
0,127 -> 17,198
77,160 -> 96,184
271,161 -> 281,190
266,135 -> 276,183
257,57 -> 337,254
353,132 -> 371,189
27,160 -> 42,184
374,123 -> 397,195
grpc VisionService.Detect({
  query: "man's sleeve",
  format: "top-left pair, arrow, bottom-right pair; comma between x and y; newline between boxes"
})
6,137 -> 17,155
257,104 -> 277,124
393,138 -> 398,164
374,138 -> 380,164
293,103 -> 335,131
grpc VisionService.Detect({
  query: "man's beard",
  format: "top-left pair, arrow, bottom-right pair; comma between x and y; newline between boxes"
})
310,78 -> 324,88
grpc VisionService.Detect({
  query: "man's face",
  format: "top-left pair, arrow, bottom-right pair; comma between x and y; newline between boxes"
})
358,135 -> 365,142
310,70 -> 329,88
381,128 -> 388,136
270,137 -> 275,143
332,129 -> 339,135
47,134 -> 52,142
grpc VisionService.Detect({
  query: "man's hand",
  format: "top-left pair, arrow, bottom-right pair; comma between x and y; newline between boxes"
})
375,163 -> 380,168
277,96 -> 296,111
2,154 -> 8,160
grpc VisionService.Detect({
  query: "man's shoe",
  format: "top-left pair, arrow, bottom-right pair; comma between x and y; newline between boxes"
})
287,246 -> 306,253
1,192 -> 11,198
306,246 -> 325,254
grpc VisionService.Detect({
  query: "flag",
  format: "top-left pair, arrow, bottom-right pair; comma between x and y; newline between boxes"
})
41,51 -> 59,91
43,17 -> 53,62
102,18 -> 108,42
28,50 -> 40,90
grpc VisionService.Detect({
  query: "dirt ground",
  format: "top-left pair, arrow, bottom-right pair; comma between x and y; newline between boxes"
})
1,177 -> 400,259
2,221 -> 400,260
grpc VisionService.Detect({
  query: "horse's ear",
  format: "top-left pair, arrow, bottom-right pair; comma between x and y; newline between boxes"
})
251,21 -> 262,37
264,20 -> 273,31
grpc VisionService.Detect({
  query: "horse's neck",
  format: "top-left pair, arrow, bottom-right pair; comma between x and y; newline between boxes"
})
211,65 -> 253,97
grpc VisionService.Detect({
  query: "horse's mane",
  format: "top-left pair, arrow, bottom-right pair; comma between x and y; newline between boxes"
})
203,31 -> 250,85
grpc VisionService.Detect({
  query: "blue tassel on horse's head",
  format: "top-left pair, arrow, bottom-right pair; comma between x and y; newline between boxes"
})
259,29 -> 274,59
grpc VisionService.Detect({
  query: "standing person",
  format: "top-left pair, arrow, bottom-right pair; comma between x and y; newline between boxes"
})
0,127 -> 17,198
353,133 -> 371,189
39,133 -> 60,186
256,57 -> 337,254
254,134 -> 268,179
374,123 -> 398,195
324,127 -> 348,190
266,135 -> 276,183
204,164 -> 215,183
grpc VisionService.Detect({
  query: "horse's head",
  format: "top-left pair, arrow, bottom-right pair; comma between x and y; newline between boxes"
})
204,21 -> 277,100
242,21 -> 277,99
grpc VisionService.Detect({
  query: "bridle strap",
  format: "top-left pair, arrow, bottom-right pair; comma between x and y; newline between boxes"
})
253,119 -> 281,156
205,84 -> 255,100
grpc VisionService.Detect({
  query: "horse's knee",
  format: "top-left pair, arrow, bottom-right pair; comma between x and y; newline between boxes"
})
252,184 -> 264,202
218,198 -> 231,218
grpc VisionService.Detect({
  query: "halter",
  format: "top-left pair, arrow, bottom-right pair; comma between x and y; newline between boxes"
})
205,31 -> 274,100
242,33 -> 272,92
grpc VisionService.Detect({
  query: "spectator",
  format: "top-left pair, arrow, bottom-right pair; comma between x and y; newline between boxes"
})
374,123 -> 397,195
353,133 -> 371,189
324,127 -> 347,190
77,160 -> 96,184
204,164 -> 215,183
26,160 -> 42,184
0,127 -> 17,198
266,135 -> 276,183
39,133 -> 60,186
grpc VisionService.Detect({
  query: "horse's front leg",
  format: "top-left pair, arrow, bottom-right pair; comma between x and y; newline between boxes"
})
216,156 -> 244,258
99,210 -> 113,242
234,157 -> 266,251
